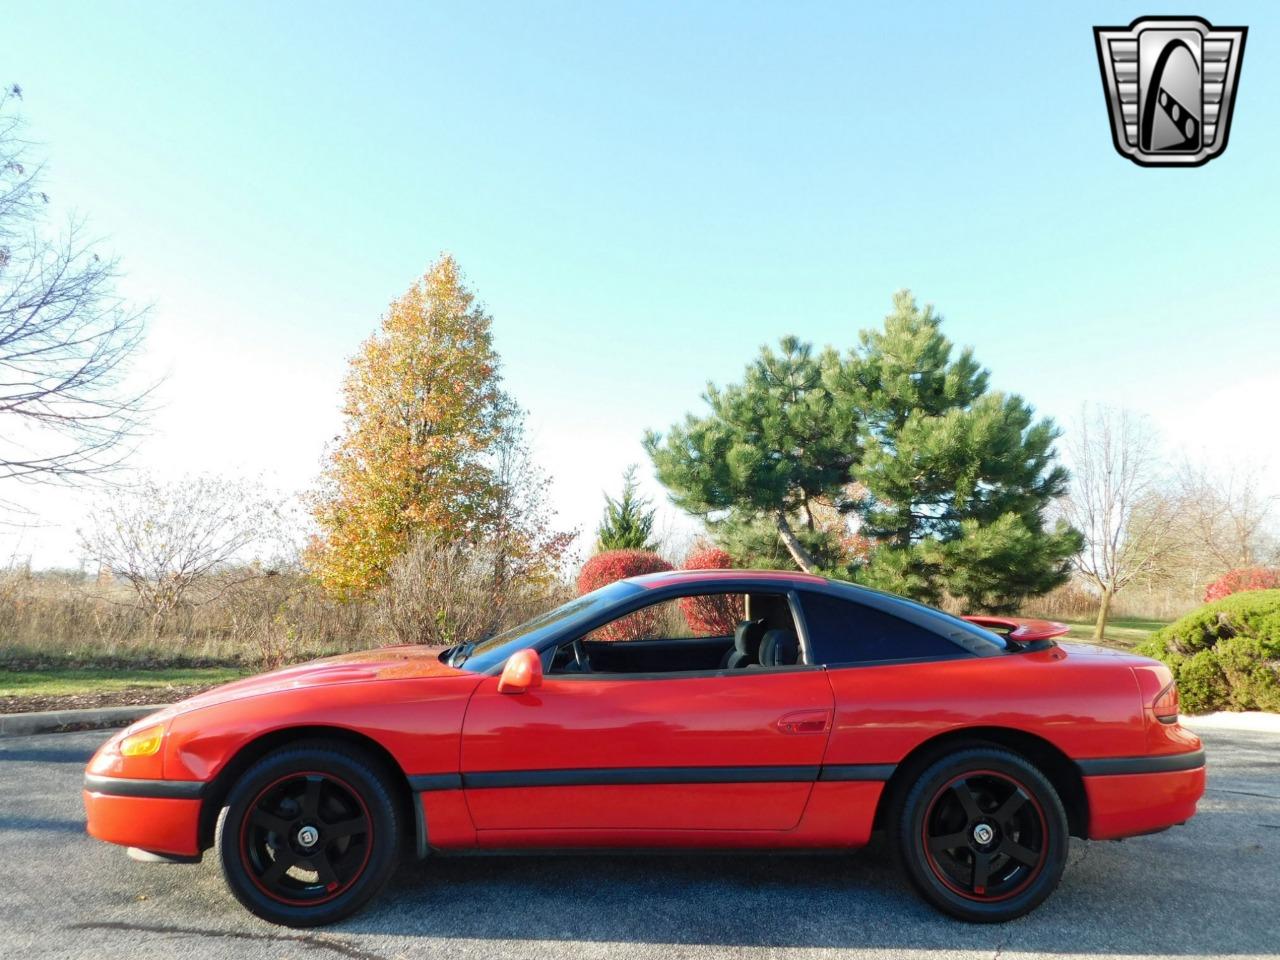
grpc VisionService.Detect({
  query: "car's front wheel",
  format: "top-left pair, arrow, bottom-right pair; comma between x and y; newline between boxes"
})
215,741 -> 401,927
895,746 -> 1069,922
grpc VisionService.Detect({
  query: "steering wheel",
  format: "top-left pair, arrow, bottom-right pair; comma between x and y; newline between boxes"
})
571,637 -> 593,673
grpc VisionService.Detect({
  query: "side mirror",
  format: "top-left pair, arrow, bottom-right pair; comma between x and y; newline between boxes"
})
497,648 -> 542,694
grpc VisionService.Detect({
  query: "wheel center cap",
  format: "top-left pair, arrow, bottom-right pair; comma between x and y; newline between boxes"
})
296,825 -> 320,848
971,823 -> 995,845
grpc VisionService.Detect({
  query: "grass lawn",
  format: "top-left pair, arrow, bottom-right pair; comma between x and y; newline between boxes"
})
0,666 -> 246,700
1057,617 -> 1169,648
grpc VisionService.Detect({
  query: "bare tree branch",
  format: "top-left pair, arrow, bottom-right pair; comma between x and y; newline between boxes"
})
1170,460 -> 1278,572
78,474 -> 291,633
1059,406 -> 1180,639
0,88 -> 154,488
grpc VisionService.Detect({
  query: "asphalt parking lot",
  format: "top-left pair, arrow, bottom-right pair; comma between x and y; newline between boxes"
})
1,726 -> 1276,960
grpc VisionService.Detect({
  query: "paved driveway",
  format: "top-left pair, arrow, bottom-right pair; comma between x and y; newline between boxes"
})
1,726 -> 1276,960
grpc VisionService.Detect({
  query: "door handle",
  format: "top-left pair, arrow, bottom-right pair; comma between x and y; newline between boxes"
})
776,709 -> 832,735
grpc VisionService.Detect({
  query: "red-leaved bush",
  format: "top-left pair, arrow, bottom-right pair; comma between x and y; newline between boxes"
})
577,549 -> 673,594
1204,567 -> 1280,603
576,549 -> 673,640
679,546 -> 744,635
683,545 -> 734,570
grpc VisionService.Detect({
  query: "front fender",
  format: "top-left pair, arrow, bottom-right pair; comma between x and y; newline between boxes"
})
162,674 -> 483,783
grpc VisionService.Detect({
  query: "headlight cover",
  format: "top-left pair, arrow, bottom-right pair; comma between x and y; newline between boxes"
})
119,723 -> 165,757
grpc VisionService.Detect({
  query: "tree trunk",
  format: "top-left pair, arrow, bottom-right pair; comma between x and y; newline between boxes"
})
1093,586 -> 1114,641
775,511 -> 818,573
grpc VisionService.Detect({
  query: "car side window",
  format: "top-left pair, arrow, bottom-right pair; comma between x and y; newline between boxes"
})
549,591 -> 804,675
546,592 -> 743,676
799,592 -> 964,666
581,593 -> 745,644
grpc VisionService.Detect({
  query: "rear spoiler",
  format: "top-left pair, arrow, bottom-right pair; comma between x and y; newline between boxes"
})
962,616 -> 1070,647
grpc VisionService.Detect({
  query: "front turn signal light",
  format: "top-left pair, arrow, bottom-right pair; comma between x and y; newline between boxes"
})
119,724 -> 165,757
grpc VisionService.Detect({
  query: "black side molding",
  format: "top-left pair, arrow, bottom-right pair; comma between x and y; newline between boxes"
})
1076,749 -> 1206,777
819,764 -> 898,782
83,774 -> 206,800
408,773 -> 464,792
462,765 -> 822,789
409,763 -> 898,791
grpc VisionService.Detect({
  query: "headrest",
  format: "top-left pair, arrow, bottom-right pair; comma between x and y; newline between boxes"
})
734,619 -> 767,656
759,628 -> 800,667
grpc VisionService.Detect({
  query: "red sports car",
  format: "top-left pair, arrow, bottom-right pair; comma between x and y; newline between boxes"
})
84,570 -> 1204,927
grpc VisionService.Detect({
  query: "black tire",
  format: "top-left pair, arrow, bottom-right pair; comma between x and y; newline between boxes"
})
214,741 -> 401,927
895,746 -> 1068,923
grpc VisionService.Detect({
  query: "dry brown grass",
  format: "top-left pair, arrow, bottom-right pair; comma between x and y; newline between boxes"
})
0,555 -> 576,671
2,561 -> 1203,673
376,535 -> 571,649
0,567 -> 382,669
1020,580 -> 1200,625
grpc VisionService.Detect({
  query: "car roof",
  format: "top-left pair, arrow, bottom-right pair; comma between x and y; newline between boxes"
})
622,569 -> 1009,655
627,569 -> 828,589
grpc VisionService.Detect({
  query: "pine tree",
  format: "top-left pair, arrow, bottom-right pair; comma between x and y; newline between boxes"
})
644,337 -> 857,572
596,465 -> 658,552
306,255 -> 507,597
710,512 -> 847,572
646,293 -> 1081,610
832,291 -> 1081,610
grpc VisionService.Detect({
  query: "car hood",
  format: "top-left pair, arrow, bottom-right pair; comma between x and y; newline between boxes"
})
150,645 -> 468,719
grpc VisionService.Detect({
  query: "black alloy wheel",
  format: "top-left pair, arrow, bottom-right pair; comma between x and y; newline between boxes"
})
216,742 -> 401,926
240,771 -> 372,904
896,746 -> 1069,922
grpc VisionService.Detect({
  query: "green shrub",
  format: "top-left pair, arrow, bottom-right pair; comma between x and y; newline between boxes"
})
1134,634 -> 1168,660
1176,650 -> 1231,715
1140,590 -> 1280,714
1215,637 -> 1280,712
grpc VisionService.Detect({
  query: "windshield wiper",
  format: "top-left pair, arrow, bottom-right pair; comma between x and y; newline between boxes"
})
446,642 -> 478,668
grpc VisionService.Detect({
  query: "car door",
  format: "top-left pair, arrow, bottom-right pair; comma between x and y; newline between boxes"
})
459,595 -> 834,836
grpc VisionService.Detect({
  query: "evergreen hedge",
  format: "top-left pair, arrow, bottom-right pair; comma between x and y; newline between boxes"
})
1137,590 -> 1280,713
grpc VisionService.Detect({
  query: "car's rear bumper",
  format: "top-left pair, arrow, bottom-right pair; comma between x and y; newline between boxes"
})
1080,749 -> 1206,841
83,775 -> 205,857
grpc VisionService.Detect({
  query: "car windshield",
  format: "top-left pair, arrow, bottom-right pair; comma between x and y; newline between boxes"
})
444,580 -> 644,673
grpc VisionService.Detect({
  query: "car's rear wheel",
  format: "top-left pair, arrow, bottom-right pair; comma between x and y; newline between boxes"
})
895,746 -> 1068,922
215,742 -> 400,927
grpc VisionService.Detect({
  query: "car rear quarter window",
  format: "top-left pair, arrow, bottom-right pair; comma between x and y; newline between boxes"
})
799,592 -> 966,666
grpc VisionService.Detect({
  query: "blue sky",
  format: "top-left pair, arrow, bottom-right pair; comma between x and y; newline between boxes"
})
3,1 -> 1278,565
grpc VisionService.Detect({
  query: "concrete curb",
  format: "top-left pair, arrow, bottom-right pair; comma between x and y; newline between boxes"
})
1180,711 -> 1280,734
0,703 -> 169,738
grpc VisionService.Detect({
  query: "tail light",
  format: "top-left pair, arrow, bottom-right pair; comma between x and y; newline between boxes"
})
1152,683 -> 1179,724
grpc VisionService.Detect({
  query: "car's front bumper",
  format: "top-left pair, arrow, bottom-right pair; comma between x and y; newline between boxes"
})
83,775 -> 205,857
1080,749 -> 1206,840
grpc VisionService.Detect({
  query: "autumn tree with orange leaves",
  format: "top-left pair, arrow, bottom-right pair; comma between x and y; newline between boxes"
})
307,255 -> 570,598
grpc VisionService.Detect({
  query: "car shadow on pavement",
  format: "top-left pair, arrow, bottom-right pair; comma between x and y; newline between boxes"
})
323,833 -> 1265,956
0,744 -> 97,764
0,814 -> 86,834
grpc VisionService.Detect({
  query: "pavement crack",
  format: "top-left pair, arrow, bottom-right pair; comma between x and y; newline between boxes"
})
68,921 -> 388,960
1206,787 -> 1280,800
